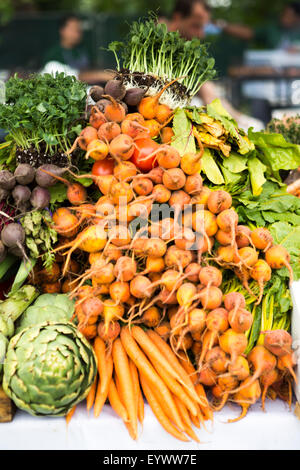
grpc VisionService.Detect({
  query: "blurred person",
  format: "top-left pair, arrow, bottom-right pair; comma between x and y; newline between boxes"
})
162,0 -> 263,130
214,2 -> 300,51
43,15 -> 113,83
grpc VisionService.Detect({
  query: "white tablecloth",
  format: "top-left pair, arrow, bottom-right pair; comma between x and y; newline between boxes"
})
0,401 -> 299,450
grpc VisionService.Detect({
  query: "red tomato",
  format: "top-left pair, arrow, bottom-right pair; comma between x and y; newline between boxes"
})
92,158 -> 114,176
130,138 -> 159,173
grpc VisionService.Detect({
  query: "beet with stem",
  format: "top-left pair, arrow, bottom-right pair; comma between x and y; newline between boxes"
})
104,79 -> 126,100
90,85 -> 104,102
12,185 -> 31,206
1,223 -> 26,259
35,164 -> 66,188
124,87 -> 146,106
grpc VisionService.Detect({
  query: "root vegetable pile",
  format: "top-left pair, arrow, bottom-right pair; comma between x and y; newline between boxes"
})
0,15 -> 298,443
48,80 -> 297,438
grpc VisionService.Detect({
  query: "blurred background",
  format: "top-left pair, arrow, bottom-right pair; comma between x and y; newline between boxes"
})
1,0 -> 300,128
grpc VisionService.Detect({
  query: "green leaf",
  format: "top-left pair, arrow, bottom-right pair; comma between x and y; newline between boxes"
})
201,148 -> 224,185
206,99 -> 255,155
249,129 -> 300,172
247,155 -> 266,196
171,109 -> 196,155
10,258 -> 37,295
49,183 -> 67,205
222,151 -> 248,173
37,103 -> 47,113
219,164 -> 241,185
74,177 -> 93,187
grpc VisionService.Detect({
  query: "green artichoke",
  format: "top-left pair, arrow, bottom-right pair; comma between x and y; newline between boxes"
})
15,293 -> 75,334
0,285 -> 38,377
3,321 -> 97,417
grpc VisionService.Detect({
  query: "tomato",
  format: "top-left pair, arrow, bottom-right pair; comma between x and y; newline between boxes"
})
92,158 -> 114,176
130,138 -> 159,173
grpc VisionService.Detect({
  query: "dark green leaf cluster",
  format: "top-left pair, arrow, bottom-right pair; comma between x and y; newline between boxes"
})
108,15 -> 216,97
20,209 -> 58,269
0,73 -> 87,154
235,181 -> 300,228
173,101 -> 300,197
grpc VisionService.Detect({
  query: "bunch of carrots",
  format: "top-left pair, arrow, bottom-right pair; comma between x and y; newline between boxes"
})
86,325 -> 212,442
47,83 -> 297,438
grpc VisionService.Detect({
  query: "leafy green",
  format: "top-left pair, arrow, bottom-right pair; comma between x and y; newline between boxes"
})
20,210 -> 57,269
221,151 -> 248,173
206,99 -> 255,155
249,128 -> 300,173
235,181 -> 300,228
201,148 -> 224,185
0,73 -> 87,154
222,272 -> 292,353
49,183 -> 68,211
247,155 -> 266,196
177,103 -> 299,196
0,137 -> 17,171
108,15 -> 216,98
10,258 -> 37,295
171,109 -> 196,155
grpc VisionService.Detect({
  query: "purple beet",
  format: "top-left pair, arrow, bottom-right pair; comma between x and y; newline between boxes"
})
1,223 -> 26,259
0,170 -> 16,191
14,164 -> 35,185
124,88 -> 145,106
35,165 -> 66,188
30,186 -> 50,209
12,185 -> 31,206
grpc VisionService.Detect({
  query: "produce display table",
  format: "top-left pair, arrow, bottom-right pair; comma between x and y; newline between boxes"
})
0,401 -> 299,450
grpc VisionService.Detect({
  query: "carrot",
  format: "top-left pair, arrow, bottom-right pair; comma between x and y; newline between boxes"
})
153,359 -> 199,416
108,377 -> 129,422
130,326 -> 184,385
138,390 -> 145,425
86,375 -> 98,411
112,339 -> 138,439
147,330 -> 203,406
177,352 -> 199,385
94,350 -> 113,417
120,327 -> 184,431
173,395 -> 200,443
129,359 -> 140,431
115,374 -> 137,440
189,411 -> 201,429
94,337 -> 106,393
140,374 -> 189,442
66,405 -> 76,425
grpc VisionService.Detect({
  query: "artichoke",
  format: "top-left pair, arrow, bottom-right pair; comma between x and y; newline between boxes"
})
0,285 -> 38,377
15,293 -> 75,334
3,321 -> 97,416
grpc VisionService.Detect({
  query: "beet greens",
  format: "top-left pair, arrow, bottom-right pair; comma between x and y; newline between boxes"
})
0,73 -> 87,154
